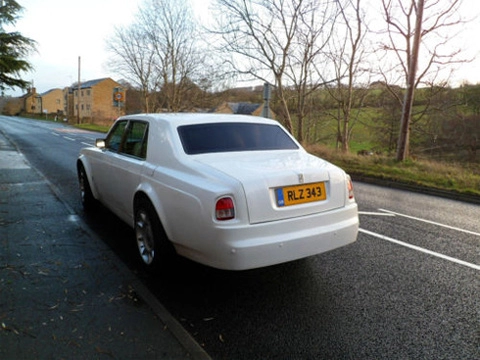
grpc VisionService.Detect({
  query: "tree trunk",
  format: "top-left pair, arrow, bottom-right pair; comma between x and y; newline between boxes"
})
396,0 -> 424,161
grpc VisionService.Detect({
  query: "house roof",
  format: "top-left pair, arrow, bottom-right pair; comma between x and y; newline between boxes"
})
65,77 -> 120,93
39,89 -> 61,96
19,91 -> 40,99
77,77 -> 111,89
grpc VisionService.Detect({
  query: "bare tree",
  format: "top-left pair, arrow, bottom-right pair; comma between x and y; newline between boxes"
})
286,0 -> 338,142
379,0 -> 464,161
106,0 -> 207,112
324,0 -> 369,152
138,0 -> 202,112
106,25 -> 158,113
212,0 -> 338,137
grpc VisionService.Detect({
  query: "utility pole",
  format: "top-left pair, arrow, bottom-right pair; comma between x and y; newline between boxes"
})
262,83 -> 271,119
77,56 -> 81,124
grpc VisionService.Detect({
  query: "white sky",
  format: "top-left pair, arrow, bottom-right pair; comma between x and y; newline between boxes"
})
6,0 -> 480,96
7,0 -> 142,95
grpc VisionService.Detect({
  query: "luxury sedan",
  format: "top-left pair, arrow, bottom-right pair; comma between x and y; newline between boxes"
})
77,113 -> 359,271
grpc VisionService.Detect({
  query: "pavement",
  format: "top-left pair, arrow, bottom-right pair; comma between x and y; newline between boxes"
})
0,130 -> 211,359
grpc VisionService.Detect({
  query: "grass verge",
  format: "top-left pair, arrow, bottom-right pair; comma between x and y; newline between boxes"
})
74,123 -> 110,133
307,144 -> 480,200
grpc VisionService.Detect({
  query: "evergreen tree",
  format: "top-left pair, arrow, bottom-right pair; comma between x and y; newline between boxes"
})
0,0 -> 36,91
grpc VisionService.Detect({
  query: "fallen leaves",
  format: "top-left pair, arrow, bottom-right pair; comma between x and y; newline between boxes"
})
1,321 -> 36,338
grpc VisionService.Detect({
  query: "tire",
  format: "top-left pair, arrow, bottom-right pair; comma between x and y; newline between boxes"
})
134,198 -> 175,271
78,164 -> 97,211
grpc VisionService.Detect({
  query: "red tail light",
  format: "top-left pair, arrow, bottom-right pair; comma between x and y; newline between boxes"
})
347,177 -> 354,200
215,197 -> 235,220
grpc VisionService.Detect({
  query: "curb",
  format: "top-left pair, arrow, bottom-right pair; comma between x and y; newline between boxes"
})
0,127 -> 212,360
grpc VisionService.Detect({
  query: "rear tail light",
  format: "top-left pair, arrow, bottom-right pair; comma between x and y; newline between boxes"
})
347,176 -> 354,200
215,197 -> 235,220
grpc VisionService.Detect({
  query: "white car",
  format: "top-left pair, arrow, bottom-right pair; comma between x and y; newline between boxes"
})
77,113 -> 358,270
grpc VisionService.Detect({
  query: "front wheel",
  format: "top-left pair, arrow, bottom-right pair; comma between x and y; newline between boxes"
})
134,199 -> 175,271
78,164 -> 97,211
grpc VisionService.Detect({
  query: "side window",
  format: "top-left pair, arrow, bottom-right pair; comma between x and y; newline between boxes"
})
120,121 -> 149,159
105,120 -> 128,152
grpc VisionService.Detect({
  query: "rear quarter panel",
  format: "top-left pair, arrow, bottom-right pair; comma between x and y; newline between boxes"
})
137,119 -> 247,249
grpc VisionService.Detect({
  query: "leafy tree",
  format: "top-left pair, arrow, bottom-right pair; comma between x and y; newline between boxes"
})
0,0 -> 36,91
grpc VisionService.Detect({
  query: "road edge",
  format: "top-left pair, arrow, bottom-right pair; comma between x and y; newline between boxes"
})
1,127 -> 212,360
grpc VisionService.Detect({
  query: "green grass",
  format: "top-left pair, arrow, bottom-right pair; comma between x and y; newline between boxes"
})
15,114 -> 479,200
74,123 -> 110,133
15,114 -> 110,133
307,144 -> 480,198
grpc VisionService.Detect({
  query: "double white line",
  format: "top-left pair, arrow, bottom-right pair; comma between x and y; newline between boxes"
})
359,209 -> 480,271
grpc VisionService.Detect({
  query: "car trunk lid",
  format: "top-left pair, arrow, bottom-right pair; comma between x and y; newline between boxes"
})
195,151 -> 346,224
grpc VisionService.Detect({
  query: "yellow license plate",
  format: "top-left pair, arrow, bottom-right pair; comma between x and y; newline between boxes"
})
275,182 -> 326,207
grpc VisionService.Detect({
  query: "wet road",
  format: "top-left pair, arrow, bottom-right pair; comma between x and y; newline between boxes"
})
1,116 -> 478,359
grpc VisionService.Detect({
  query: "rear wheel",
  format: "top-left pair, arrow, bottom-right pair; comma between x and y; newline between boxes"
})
134,199 -> 175,270
78,164 -> 96,211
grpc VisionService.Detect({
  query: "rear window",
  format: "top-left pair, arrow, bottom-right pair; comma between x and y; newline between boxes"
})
178,122 -> 299,154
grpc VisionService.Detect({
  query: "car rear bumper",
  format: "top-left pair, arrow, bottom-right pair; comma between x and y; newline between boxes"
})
174,203 -> 359,270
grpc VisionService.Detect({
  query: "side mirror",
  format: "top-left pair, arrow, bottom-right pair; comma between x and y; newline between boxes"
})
95,139 -> 106,149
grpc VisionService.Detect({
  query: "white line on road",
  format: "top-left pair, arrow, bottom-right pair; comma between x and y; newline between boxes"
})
81,142 -> 93,147
359,211 -> 395,216
359,228 -> 480,271
378,208 -> 480,237
63,136 -> 76,141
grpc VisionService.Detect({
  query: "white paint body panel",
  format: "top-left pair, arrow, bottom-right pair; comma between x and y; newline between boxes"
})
79,113 -> 359,270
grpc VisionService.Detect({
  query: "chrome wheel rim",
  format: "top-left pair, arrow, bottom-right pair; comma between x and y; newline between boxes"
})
135,210 -> 155,265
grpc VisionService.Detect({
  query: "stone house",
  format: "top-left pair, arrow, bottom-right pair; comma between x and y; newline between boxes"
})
13,78 -> 125,125
21,87 -> 42,114
69,77 -> 126,125
17,87 -> 64,116
40,88 -> 65,116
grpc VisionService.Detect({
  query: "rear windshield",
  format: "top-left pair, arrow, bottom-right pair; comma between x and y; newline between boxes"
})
178,122 -> 299,154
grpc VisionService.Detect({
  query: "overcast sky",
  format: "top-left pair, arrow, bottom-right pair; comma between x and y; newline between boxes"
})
7,0 -> 480,96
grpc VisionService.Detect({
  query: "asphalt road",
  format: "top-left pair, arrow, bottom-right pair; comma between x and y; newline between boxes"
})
1,116 -> 479,359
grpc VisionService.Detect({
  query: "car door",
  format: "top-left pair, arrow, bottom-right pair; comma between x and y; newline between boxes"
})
93,120 -> 149,223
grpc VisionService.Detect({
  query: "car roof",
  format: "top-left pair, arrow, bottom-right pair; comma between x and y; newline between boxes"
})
117,113 -> 280,127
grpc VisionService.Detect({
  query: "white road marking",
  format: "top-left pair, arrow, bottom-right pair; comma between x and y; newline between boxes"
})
359,228 -> 480,271
359,211 -> 395,216
379,208 -> 480,237
63,136 -> 76,141
81,142 -> 93,147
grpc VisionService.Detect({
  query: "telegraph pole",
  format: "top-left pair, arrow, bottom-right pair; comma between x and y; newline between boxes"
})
262,83 -> 271,119
77,56 -> 81,124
